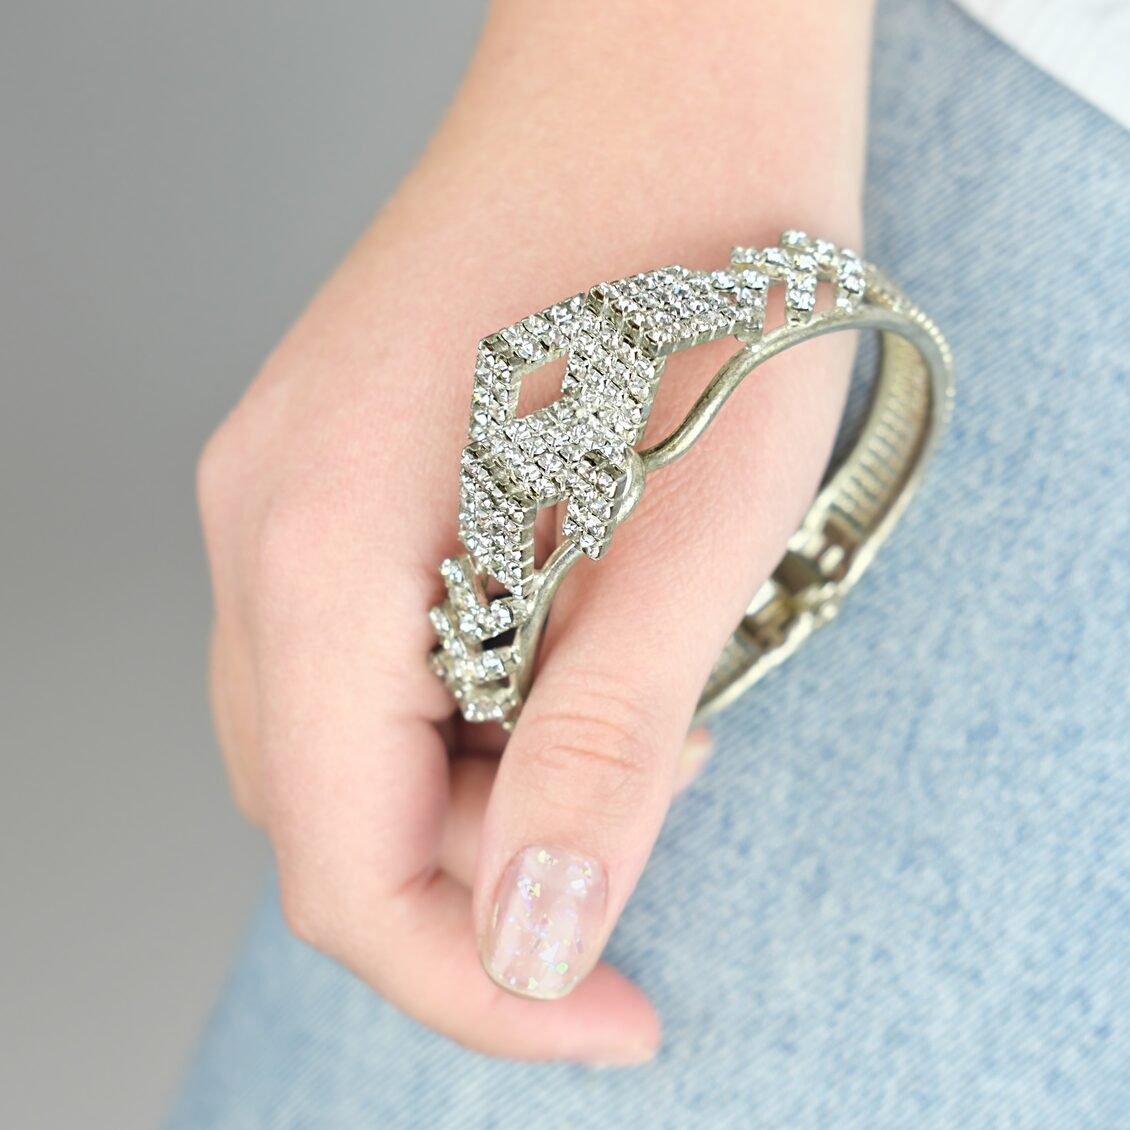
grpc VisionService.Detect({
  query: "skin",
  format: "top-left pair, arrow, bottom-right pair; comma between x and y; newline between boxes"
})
198,0 -> 875,1066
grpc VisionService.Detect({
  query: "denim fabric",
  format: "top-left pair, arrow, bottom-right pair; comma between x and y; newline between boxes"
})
169,1 -> 1130,1126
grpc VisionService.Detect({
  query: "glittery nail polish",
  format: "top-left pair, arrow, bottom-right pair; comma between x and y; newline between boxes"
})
481,844 -> 607,1000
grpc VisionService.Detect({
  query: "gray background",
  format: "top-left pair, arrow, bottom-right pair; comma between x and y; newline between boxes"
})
0,4 -> 486,1127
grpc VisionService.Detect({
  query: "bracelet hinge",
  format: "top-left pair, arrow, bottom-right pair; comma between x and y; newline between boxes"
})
740,515 -> 864,659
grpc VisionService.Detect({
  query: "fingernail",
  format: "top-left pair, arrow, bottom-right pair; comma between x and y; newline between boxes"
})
481,844 -> 606,1000
673,727 -> 713,793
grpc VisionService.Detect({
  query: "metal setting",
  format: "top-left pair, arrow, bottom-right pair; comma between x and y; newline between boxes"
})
429,231 -> 954,729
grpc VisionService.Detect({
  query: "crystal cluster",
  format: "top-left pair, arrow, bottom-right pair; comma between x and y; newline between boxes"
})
427,555 -> 522,723
588,263 -> 764,359
560,450 -> 626,557
430,232 -> 870,725
461,264 -> 766,591
458,441 -> 535,594
732,229 -> 865,326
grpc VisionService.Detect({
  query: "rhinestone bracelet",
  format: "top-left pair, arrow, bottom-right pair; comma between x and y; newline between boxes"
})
428,230 -> 954,728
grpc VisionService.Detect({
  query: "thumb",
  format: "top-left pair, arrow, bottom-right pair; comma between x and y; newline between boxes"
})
471,328 -> 853,1004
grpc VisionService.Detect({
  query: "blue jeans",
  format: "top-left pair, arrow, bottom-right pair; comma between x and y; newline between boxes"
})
170,2 -> 1130,1126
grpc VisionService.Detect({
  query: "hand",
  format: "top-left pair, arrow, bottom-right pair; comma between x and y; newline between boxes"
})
198,0 -> 873,1064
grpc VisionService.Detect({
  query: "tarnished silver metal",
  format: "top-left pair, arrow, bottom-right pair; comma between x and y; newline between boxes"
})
429,231 -> 954,729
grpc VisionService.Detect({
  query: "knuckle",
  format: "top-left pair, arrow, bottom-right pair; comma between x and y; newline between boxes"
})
228,770 -> 266,828
195,424 -> 237,533
214,727 -> 266,827
519,678 -> 662,806
277,872 -> 328,950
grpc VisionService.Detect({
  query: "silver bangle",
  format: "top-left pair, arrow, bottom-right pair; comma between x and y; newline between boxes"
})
428,230 -> 954,729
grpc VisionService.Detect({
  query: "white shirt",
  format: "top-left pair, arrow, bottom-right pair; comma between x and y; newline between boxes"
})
955,0 -> 1130,129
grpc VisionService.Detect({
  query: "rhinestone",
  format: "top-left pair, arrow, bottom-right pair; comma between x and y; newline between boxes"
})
761,246 -> 790,271
813,238 -> 837,268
